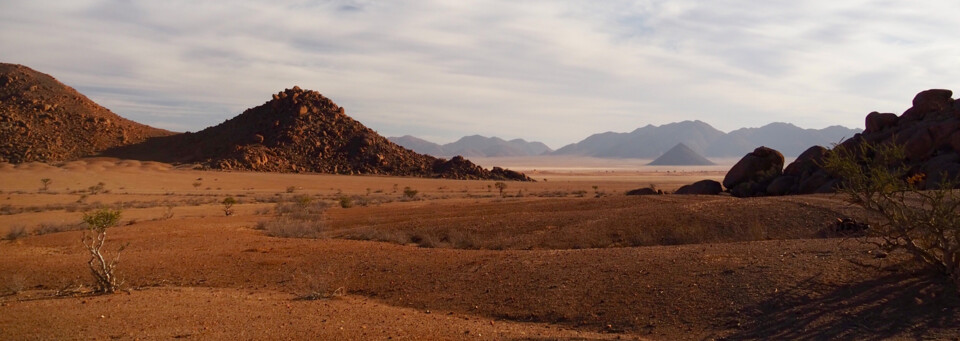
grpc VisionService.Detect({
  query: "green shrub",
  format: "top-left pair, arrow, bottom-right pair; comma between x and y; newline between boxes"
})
81,208 -> 125,294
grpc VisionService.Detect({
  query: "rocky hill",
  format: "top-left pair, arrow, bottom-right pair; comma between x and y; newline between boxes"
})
721,89 -> 960,197
388,135 -> 553,157
106,87 -> 531,181
0,63 -> 173,163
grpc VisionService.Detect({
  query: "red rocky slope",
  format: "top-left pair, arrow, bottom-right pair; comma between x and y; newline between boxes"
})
106,87 -> 531,181
0,63 -> 173,163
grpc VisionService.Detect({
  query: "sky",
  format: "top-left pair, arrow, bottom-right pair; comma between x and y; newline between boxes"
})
2,1 -> 959,149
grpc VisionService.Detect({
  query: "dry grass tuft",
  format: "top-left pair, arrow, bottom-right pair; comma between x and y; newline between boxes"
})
256,197 -> 330,238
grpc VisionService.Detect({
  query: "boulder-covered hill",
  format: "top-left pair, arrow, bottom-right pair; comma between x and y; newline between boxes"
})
719,89 -> 960,197
105,87 -> 531,181
0,63 -> 173,163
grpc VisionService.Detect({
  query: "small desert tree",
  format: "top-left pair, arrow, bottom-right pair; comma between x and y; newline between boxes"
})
823,140 -> 960,289
494,182 -> 507,197
81,208 -> 125,294
222,197 -> 237,216
40,178 -> 51,191
403,187 -> 418,199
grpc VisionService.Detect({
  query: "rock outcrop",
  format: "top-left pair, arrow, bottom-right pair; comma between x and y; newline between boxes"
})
0,63 -> 173,163
105,87 -> 532,181
674,180 -> 723,195
725,88 -> 960,196
722,146 -> 784,197
626,188 -> 661,196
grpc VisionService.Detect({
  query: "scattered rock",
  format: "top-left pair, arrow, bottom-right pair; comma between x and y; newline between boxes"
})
825,217 -> 869,236
626,188 -> 659,196
674,180 -> 722,195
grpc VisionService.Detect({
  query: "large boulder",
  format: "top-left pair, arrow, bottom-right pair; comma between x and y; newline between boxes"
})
901,89 -> 953,122
765,175 -> 797,196
783,146 -> 828,177
722,146 -> 785,197
904,127 -> 935,162
674,180 -> 723,195
863,112 -> 898,134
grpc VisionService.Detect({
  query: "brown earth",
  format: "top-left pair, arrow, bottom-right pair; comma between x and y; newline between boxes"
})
1,161 -> 958,340
0,63 -> 173,163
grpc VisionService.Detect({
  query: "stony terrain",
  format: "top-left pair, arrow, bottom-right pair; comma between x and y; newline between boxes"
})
0,63 -> 173,163
0,161 -> 957,340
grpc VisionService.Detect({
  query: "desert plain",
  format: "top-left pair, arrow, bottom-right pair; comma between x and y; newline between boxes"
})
1,157 -> 957,340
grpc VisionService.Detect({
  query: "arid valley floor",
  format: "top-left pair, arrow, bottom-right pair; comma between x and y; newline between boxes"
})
1,158 -> 958,340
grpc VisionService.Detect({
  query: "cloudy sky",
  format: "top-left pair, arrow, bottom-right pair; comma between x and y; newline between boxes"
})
2,1 -> 958,148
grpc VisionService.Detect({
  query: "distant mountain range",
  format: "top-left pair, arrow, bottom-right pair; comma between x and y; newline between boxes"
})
392,121 -> 861,159
388,135 -> 553,157
554,120 -> 860,158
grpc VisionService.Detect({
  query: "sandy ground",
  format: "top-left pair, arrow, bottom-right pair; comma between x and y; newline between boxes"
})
1,159 -> 957,340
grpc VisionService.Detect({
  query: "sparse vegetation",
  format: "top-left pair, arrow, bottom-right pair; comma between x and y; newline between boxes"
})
495,182 -> 507,197
222,197 -> 237,216
257,197 -> 329,238
824,140 -> 960,290
80,208 -> 126,294
402,187 -> 418,199
36,222 -> 81,235
338,196 -> 353,208
88,182 -> 106,194
286,186 -> 297,193
4,226 -> 27,240
40,178 -> 51,191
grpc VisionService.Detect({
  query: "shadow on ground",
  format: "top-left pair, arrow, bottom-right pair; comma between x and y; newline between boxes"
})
723,269 -> 959,340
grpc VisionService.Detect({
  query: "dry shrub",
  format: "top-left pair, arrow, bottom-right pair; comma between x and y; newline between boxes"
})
257,197 -> 329,238
36,222 -> 81,235
4,274 -> 26,295
257,218 -> 326,238
824,140 -> 960,290
4,226 -> 27,240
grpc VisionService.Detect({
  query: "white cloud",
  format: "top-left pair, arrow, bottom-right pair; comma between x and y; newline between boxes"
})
1,0 -> 959,148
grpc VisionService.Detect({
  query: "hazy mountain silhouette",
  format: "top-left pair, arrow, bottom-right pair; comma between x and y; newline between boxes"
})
725,122 -> 858,157
388,135 -> 552,157
552,120 -> 727,158
553,121 -> 860,158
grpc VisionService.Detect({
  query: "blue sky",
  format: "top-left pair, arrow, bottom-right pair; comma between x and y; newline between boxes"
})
2,0 -> 959,148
